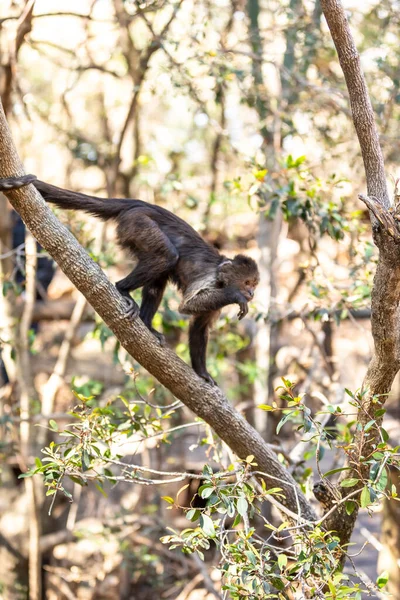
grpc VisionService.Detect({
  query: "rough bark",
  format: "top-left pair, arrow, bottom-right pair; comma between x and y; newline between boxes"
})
321,0 -> 400,550
378,467 -> 400,596
0,100 -> 316,523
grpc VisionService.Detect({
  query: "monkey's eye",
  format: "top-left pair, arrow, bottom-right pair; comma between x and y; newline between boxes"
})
245,280 -> 251,286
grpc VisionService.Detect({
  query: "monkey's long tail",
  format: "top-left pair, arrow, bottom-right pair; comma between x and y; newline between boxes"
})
0,174 -> 140,219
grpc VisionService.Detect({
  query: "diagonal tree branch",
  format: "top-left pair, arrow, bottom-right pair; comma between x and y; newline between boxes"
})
0,98 -> 316,523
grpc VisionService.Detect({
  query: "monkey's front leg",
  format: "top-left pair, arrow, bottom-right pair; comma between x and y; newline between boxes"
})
188,312 -> 219,385
180,287 -> 248,320
237,299 -> 248,320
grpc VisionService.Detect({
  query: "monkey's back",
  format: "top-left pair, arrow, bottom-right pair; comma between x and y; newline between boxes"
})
32,179 -> 222,292
121,203 -> 222,293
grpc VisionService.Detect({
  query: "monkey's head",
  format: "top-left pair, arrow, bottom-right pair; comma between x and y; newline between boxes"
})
217,254 -> 260,301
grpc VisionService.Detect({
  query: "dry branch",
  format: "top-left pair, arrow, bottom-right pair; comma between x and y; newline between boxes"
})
321,0 -> 388,205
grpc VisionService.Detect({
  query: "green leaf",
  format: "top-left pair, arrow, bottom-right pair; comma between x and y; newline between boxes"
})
81,449 -> 91,472
186,509 -> 200,522
360,486 -> 371,508
200,486 -> 214,499
161,496 -> 174,505
119,395 -> 129,408
232,514 -> 241,527
377,468 -> 388,492
200,514 -> 215,537
345,500 -> 356,516
237,496 -> 248,517
263,487 -> 283,496
95,482 -> 108,498
196,549 -> 205,561
226,500 -> 235,518
369,462 -> 380,481
276,411 -> 294,435
18,470 -> 35,479
293,155 -> 306,167
244,550 -> 257,565
323,467 -> 351,478
49,419 -> 59,432
373,452 -> 385,459
104,468 -> 116,484
364,420 -> 376,432
340,478 -> 359,488
381,428 -> 389,442
374,408 -> 386,418
376,571 -> 389,589
278,554 -> 287,570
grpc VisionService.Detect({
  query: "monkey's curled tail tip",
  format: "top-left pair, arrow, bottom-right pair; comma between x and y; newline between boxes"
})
0,173 -> 37,191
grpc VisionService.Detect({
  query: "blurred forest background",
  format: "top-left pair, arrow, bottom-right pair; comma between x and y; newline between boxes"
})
1,0 -> 400,598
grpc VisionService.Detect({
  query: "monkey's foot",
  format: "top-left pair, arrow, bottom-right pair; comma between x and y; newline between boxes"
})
150,328 -> 166,346
121,296 -> 139,319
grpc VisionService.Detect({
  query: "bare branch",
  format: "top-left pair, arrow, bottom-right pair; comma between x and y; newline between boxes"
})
321,0 -> 389,205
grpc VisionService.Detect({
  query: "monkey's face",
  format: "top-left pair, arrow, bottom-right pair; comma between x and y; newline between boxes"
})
218,254 -> 260,300
241,275 -> 259,300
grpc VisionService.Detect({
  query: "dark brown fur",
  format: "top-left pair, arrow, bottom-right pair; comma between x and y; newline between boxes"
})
0,174 -> 259,384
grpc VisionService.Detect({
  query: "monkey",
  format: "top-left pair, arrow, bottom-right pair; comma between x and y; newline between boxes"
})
0,174 -> 259,384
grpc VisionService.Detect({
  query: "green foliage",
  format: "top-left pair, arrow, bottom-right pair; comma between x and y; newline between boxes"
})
231,155 -> 351,241
158,380 -> 398,597
8,2 -> 400,596
161,456 -> 372,599
20,390 -> 179,505
2,280 -> 23,298
20,374 -> 397,597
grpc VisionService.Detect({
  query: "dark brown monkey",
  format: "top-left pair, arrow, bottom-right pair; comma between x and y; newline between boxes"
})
0,174 -> 259,384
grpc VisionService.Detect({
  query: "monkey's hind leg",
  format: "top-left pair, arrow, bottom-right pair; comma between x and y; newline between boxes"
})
139,276 -> 168,346
115,211 -> 179,336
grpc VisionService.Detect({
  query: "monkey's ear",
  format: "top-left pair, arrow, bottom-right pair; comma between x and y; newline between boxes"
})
217,259 -> 233,284
218,259 -> 232,269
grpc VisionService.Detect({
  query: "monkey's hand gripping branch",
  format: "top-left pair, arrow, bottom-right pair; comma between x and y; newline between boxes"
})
359,194 -> 400,243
